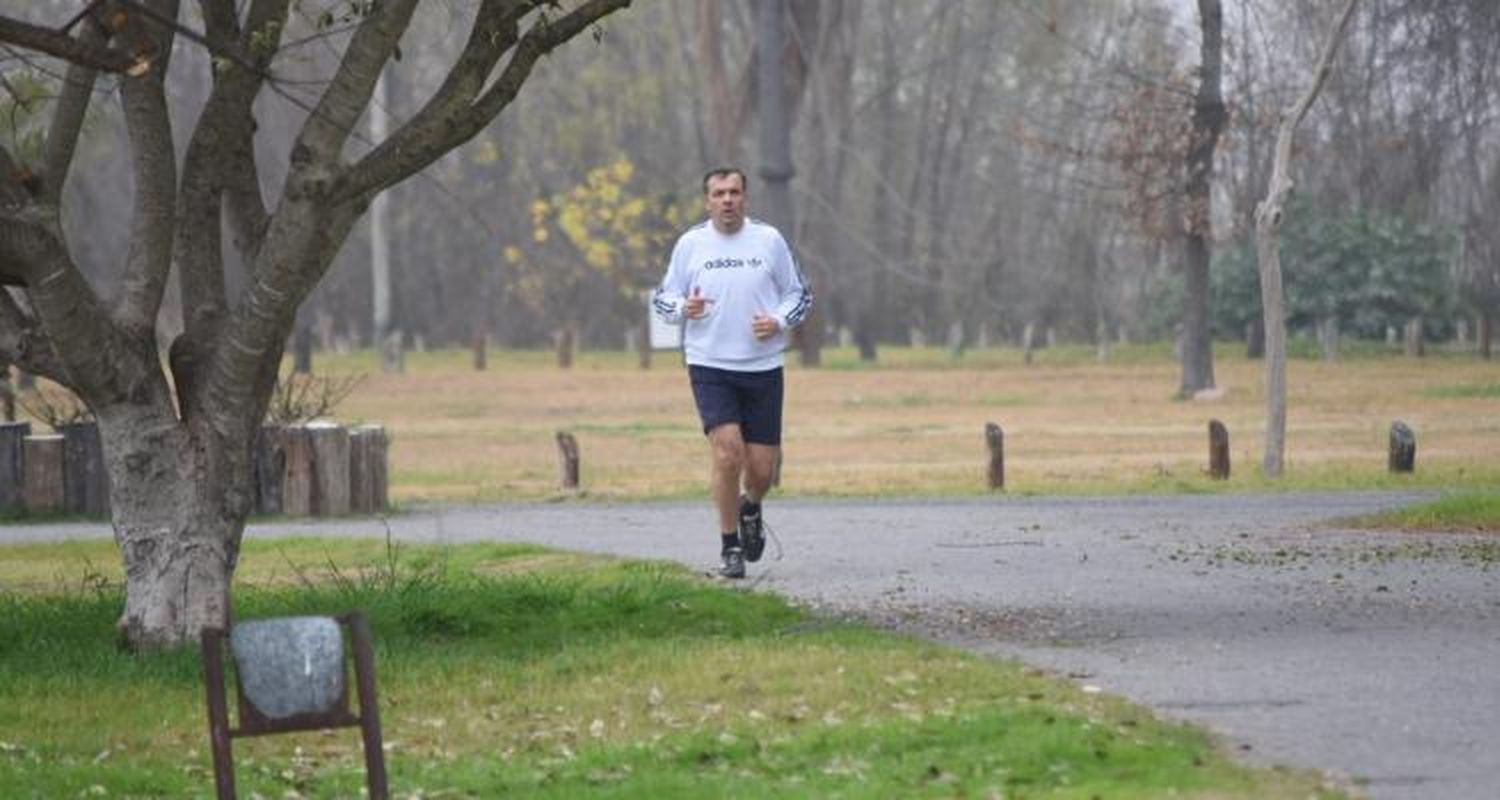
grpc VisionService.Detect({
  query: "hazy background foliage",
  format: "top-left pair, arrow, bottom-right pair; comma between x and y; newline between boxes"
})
7,0 -> 1496,356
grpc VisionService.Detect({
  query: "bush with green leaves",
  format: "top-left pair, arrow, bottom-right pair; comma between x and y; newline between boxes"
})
1208,200 -> 1456,341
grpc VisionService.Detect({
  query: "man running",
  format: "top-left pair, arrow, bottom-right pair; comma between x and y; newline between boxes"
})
652,167 -> 813,578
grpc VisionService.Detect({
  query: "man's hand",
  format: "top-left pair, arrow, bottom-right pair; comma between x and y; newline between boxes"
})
751,312 -> 781,340
685,286 -> 713,319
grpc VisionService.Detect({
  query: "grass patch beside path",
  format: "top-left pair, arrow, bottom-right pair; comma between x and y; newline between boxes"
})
1348,489 -> 1500,533
0,539 -> 1345,798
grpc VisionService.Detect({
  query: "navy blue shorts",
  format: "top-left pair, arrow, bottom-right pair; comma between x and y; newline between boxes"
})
688,365 -> 784,445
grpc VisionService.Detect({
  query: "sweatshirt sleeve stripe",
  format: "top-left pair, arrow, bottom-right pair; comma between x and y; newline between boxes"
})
783,283 -> 813,327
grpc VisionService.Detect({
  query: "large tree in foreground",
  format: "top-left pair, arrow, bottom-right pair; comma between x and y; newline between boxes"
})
0,0 -> 630,649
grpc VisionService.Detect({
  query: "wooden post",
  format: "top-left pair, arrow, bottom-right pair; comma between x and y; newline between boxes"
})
61,421 -> 109,517
471,325 -> 487,371
1208,419 -> 1230,480
555,431 -> 580,489
382,330 -> 405,375
985,422 -> 1004,490
282,425 -> 316,516
0,421 -> 29,513
308,422 -> 351,516
1389,421 -> 1416,473
555,326 -> 576,369
349,425 -> 389,513
254,425 -> 286,515
638,312 -> 652,370
22,434 -> 64,513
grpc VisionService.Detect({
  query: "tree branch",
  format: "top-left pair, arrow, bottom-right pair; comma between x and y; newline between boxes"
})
292,0 -> 419,163
338,0 -> 631,203
0,14 -> 135,73
202,204 -> 361,436
336,0 -> 527,200
219,0 -> 287,253
114,0 -> 180,334
41,21 -> 110,205
0,288 -> 65,381
175,0 -> 287,343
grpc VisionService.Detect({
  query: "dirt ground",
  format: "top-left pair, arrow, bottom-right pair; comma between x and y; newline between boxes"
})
332,347 -> 1500,503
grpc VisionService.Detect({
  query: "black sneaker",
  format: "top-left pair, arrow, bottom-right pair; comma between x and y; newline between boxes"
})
717,547 -> 746,579
739,496 -> 765,563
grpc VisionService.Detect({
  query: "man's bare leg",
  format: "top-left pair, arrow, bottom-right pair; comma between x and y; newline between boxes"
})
707,423 -> 746,535
743,443 -> 779,503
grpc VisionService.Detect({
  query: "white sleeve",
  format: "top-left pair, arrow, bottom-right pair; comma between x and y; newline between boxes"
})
770,232 -> 813,329
652,236 -> 691,324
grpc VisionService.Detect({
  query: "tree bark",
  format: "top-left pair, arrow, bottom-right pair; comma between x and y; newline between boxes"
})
756,0 -> 809,364
1179,0 -> 1227,398
107,407 -> 249,652
1253,0 -> 1359,478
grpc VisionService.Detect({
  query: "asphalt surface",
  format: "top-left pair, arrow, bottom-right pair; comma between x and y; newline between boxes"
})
10,491 -> 1498,799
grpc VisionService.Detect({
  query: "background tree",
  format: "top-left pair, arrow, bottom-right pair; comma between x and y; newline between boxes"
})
1178,0 -> 1227,396
1255,0 -> 1361,477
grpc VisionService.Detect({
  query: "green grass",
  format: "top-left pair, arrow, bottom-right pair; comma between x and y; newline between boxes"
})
0,540 -> 1344,799
1348,489 -> 1500,532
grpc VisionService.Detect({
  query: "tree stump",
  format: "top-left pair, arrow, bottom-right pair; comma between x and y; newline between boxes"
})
1208,419 -> 1230,480
281,425 -> 316,516
308,422 -> 351,515
61,421 -> 109,516
349,425 -> 389,513
555,431 -> 580,489
1389,421 -> 1416,473
23,434 -> 64,513
0,421 -> 30,513
255,426 -> 286,515
985,422 -> 1004,490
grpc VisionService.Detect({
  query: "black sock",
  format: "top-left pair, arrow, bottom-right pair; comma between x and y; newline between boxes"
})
721,532 -> 742,553
741,497 -> 761,516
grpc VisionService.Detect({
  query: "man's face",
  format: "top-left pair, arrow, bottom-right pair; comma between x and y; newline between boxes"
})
704,173 -> 746,233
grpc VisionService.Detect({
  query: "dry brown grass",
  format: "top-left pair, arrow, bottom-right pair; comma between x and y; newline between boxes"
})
318,344 -> 1500,503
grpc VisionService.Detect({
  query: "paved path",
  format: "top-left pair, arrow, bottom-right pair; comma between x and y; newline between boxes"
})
12,492 -> 1498,799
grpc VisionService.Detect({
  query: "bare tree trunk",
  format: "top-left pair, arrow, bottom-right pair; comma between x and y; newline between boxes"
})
756,0 -> 814,366
1179,0 -> 1227,397
1254,0 -> 1359,477
695,0 -> 747,165
105,404 -> 249,650
859,2 -> 902,362
370,70 -> 395,373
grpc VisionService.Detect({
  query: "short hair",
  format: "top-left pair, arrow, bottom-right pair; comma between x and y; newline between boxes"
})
702,167 -> 748,195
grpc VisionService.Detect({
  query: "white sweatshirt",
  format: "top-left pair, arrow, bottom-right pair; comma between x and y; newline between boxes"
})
652,218 -> 813,371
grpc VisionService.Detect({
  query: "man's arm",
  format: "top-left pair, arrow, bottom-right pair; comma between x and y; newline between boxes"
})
652,238 -> 690,324
770,234 -> 813,330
